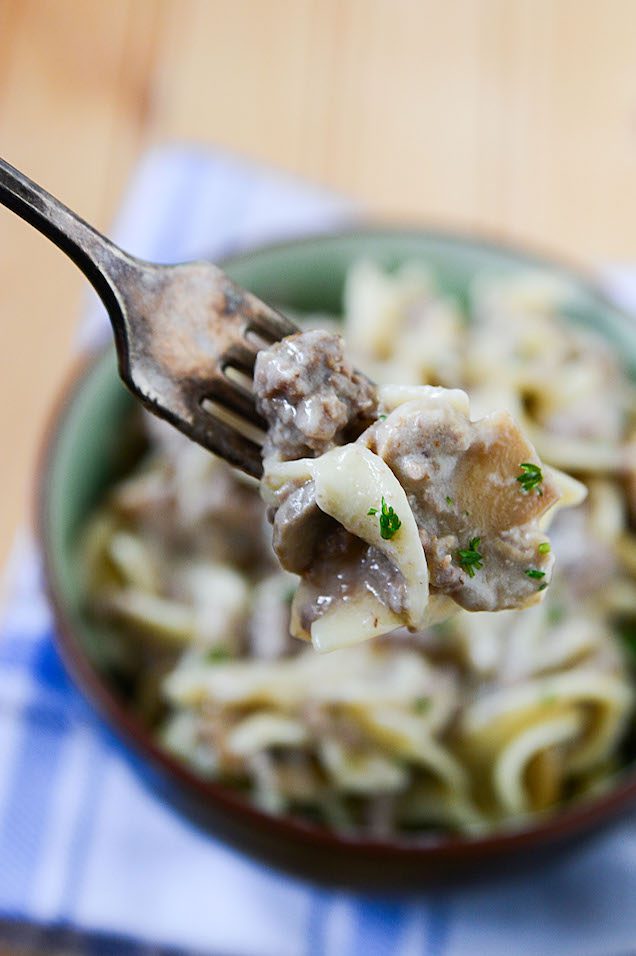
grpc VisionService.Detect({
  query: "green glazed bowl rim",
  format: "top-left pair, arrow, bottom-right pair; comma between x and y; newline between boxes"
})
37,226 -> 636,867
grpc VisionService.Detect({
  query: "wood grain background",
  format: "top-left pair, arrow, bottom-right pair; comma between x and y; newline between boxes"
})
1,0 -> 636,567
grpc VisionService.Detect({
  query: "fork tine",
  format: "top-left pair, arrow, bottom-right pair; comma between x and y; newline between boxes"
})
189,405 -> 263,478
205,375 -> 266,427
246,307 -> 298,341
223,342 -> 259,374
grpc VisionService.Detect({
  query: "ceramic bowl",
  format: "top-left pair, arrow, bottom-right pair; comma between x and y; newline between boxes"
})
39,229 -> 636,889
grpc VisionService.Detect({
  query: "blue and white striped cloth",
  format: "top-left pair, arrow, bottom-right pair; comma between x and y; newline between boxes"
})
2,146 -> 636,956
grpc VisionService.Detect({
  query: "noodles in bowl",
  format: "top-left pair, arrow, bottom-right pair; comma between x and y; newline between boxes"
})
79,259 -> 636,840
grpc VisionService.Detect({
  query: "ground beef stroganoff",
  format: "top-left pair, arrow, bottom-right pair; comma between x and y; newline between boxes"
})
81,263 -> 636,836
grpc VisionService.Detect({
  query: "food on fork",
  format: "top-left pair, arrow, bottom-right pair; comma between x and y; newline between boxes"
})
255,330 -> 585,652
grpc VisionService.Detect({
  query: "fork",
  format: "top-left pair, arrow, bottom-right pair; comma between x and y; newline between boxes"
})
0,157 -> 299,477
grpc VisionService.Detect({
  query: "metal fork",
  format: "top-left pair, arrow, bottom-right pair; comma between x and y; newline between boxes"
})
0,157 -> 299,477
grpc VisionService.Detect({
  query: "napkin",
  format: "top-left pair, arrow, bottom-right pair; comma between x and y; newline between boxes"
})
1,145 -> 635,956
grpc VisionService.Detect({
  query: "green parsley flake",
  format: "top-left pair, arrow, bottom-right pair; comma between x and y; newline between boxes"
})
413,696 -> 431,714
538,581 -> 549,591
368,497 -> 402,540
547,604 -> 565,625
432,620 -> 454,638
525,568 -> 545,580
616,620 -> 636,662
517,462 -> 543,495
538,542 -> 551,555
445,496 -> 454,507
378,414 -> 388,421
206,647 -> 230,663
457,537 -> 484,578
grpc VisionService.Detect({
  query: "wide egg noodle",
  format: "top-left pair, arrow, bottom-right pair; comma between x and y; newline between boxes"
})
493,714 -> 581,815
263,444 -> 429,651
459,669 -> 633,817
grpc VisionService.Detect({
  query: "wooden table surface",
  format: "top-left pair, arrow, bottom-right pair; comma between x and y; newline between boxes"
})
1,0 -> 636,569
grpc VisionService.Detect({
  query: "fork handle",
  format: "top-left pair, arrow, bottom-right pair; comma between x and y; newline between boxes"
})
0,157 -> 130,335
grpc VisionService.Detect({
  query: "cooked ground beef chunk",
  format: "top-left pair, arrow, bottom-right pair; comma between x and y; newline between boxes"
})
254,329 -> 378,460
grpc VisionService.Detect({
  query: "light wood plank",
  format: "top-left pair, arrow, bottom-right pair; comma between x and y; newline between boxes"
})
0,0 -> 161,565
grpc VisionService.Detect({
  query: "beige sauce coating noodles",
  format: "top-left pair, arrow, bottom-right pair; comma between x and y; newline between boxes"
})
81,264 -> 636,836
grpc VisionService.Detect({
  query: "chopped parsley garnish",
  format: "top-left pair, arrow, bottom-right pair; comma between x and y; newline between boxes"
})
457,537 -> 484,577
538,542 -> 551,555
368,497 -> 402,540
378,414 -> 387,421
538,581 -> 549,591
547,603 -> 565,625
413,696 -> 431,714
525,568 -> 545,580
431,619 -> 454,638
614,620 -> 636,663
517,462 -> 543,495
206,647 -> 230,663
445,496 -> 454,507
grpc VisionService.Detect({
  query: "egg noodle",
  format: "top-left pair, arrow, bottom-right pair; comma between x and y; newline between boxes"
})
82,263 -> 636,835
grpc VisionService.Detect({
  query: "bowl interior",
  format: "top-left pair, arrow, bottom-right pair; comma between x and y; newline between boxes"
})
43,229 -> 636,826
